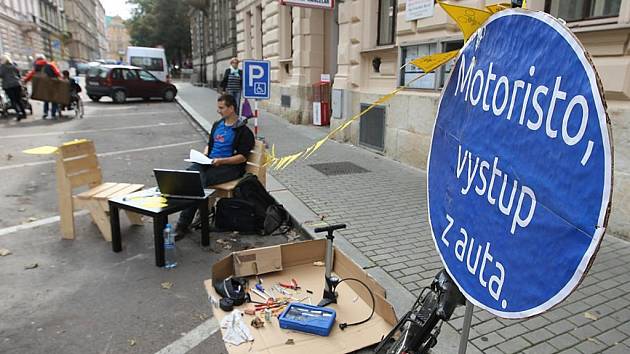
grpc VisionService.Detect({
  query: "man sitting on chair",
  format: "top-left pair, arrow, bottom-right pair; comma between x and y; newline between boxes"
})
175,94 -> 255,240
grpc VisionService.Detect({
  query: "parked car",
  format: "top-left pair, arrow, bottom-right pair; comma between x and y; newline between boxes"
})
85,64 -> 177,103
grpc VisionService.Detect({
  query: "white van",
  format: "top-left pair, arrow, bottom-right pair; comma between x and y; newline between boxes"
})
126,46 -> 168,82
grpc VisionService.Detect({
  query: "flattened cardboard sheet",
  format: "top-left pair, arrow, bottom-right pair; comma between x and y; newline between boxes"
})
206,239 -> 397,353
233,245 -> 283,277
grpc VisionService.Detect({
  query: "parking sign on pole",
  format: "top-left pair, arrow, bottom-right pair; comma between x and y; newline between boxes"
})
243,60 -> 271,100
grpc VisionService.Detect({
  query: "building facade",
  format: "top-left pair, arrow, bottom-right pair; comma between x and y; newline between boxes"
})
105,15 -> 129,61
64,0 -> 100,62
200,0 -> 630,238
0,0 -> 66,69
95,1 -> 107,59
331,0 -> 630,238
188,0 -> 238,87
233,0 -> 338,124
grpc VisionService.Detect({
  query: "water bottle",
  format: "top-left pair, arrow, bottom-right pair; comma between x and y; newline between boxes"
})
163,223 -> 177,269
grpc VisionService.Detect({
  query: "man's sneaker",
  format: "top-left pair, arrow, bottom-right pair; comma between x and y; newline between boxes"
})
174,223 -> 189,242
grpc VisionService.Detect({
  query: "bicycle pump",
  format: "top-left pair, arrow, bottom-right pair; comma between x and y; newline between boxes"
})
314,223 -> 346,307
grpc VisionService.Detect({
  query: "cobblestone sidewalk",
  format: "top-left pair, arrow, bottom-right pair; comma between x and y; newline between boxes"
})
175,83 -> 630,353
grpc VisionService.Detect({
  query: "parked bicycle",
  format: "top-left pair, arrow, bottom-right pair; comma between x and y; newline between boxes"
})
374,269 -> 466,354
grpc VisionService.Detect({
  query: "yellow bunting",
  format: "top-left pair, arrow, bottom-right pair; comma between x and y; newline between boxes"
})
303,137 -> 329,160
279,152 -> 304,170
23,146 -> 58,155
411,50 -> 460,74
523,0 -> 527,9
486,3 -> 510,14
439,1 -> 491,41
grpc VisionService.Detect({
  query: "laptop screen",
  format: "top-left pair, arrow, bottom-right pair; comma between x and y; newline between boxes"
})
153,169 -> 205,197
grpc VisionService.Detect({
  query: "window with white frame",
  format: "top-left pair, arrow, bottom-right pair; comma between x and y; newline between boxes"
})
400,39 -> 463,90
546,0 -> 621,21
378,0 -> 396,46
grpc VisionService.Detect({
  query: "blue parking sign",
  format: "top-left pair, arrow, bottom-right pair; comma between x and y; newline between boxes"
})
427,10 -> 612,318
243,60 -> 271,100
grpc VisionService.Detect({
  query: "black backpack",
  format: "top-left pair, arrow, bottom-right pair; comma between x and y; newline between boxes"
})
233,174 -> 276,218
214,174 -> 291,235
214,198 -> 262,233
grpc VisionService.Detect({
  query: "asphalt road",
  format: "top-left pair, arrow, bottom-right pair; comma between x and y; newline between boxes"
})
0,93 -> 303,353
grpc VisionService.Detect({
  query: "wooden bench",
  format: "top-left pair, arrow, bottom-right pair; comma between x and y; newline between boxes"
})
209,140 -> 267,198
55,140 -> 144,241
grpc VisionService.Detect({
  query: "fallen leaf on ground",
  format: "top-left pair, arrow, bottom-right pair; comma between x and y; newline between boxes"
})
161,282 -> 173,289
584,312 -> 598,321
18,208 -> 26,212
128,338 -> 136,346
285,339 -> 295,345
313,261 -> 325,267
27,217 -> 38,222
195,313 -> 208,321
24,263 -> 38,270
0,248 -> 11,256
216,239 -> 229,245
7,154 -> 13,160
251,317 -> 264,328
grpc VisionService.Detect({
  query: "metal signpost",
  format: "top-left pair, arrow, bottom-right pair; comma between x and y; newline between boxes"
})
242,60 -> 271,138
427,9 -> 612,353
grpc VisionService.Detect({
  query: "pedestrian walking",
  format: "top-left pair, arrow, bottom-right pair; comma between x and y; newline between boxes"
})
0,54 -> 27,121
220,57 -> 243,115
23,54 -> 61,119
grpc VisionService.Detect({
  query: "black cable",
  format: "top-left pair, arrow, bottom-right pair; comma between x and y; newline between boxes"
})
335,277 -> 376,330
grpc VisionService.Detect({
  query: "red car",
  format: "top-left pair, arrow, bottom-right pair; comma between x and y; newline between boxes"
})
86,64 -> 177,103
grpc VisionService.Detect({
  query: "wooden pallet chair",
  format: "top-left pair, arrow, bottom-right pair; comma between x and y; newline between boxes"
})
55,139 -> 144,241
209,140 -> 267,198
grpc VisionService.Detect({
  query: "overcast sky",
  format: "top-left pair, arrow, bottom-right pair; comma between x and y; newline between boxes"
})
101,0 -> 134,19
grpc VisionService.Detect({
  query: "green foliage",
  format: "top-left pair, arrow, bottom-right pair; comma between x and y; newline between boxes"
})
126,0 -> 191,65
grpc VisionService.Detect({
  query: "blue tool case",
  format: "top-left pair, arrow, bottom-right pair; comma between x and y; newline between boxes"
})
278,302 -> 336,336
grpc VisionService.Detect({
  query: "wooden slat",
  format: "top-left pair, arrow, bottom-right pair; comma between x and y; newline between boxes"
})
58,141 -> 95,159
63,154 -> 99,175
92,183 -> 131,200
84,199 -> 112,241
75,182 -> 118,200
68,169 -> 103,189
57,159 -> 76,240
106,184 -> 145,199
125,210 -> 144,225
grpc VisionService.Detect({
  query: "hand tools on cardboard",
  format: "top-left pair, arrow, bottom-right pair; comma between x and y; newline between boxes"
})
255,283 -> 275,301
279,278 -> 300,290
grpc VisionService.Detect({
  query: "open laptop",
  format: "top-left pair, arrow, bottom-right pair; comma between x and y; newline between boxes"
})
154,169 -> 213,199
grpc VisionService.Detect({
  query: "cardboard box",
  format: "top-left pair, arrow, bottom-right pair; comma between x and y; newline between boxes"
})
31,74 -> 71,105
205,239 -> 397,354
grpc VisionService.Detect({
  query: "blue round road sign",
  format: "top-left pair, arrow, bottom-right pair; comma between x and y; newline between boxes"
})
428,10 -> 612,318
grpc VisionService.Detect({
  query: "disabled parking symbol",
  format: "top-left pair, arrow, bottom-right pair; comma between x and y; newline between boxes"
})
254,82 -> 267,95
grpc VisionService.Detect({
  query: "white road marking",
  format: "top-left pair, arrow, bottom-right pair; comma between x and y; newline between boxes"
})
83,111 -> 181,118
0,210 -> 89,236
0,122 -> 185,139
153,318 -> 220,354
0,140 -> 202,171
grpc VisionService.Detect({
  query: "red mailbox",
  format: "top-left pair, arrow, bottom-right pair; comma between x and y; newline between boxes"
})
312,81 -> 331,126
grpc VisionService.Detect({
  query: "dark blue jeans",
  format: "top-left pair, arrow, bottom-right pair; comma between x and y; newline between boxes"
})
177,162 -> 244,227
227,90 -> 241,115
44,101 -> 58,117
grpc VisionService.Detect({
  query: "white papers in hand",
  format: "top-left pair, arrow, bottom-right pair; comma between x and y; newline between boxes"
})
185,149 -> 214,165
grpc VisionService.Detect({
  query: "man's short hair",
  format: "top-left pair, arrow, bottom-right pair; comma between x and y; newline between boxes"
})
218,94 -> 237,109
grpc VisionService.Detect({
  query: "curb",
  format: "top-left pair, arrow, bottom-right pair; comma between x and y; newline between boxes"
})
175,92 -> 417,316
